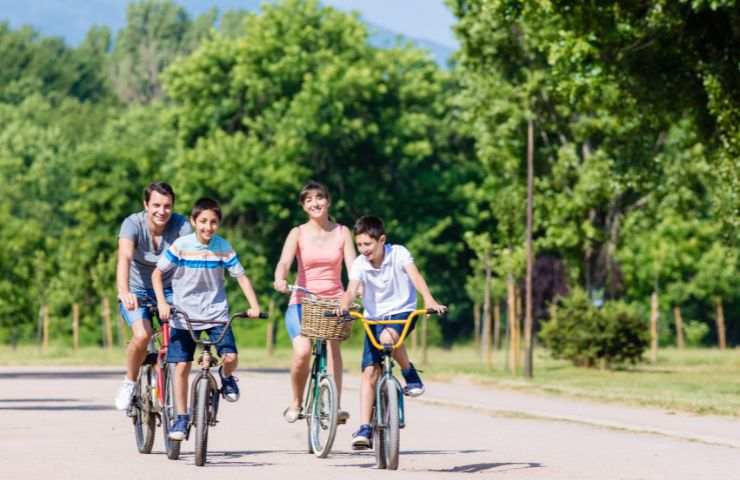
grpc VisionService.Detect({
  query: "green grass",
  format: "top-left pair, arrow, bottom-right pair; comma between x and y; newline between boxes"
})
3,343 -> 739,417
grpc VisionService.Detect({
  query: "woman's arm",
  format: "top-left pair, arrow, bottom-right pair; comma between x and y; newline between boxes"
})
273,227 -> 299,293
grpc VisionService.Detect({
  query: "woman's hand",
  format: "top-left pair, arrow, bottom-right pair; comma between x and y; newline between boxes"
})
273,279 -> 288,293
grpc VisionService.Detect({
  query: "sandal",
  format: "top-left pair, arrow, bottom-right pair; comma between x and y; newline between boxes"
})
283,405 -> 302,423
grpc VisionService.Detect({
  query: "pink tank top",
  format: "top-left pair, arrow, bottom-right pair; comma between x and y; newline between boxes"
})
289,224 -> 346,304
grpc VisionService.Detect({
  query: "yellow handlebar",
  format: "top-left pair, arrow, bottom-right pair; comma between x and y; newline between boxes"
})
350,309 -> 429,351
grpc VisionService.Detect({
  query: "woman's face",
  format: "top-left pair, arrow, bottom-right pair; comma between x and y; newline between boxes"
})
302,189 -> 330,220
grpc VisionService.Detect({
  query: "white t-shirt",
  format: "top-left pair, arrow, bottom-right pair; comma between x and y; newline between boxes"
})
349,244 -> 417,318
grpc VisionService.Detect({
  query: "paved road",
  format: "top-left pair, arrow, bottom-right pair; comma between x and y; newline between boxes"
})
2,367 -> 740,479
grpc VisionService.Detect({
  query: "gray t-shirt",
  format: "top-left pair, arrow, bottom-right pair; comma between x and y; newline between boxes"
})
118,211 -> 192,291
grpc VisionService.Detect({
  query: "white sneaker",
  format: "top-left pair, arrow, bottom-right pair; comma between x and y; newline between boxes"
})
115,379 -> 136,410
337,409 -> 350,423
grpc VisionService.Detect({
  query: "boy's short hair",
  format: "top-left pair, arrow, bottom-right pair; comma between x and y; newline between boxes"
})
191,197 -> 222,221
353,216 -> 385,240
144,182 -> 175,204
298,181 -> 330,205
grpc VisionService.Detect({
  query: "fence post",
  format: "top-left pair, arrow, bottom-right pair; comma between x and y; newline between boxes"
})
72,303 -> 80,351
266,298 -> 275,357
650,291 -> 659,363
103,298 -> 113,351
421,313 -> 428,366
42,305 -> 49,352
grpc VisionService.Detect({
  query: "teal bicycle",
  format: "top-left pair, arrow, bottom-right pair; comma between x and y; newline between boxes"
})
287,285 -> 353,458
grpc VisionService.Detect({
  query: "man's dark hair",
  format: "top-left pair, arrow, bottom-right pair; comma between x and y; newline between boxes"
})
144,182 -> 175,204
298,180 -> 330,205
191,197 -> 222,221
353,215 -> 385,240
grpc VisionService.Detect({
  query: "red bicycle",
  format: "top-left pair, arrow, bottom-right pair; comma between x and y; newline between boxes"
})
129,301 -> 180,460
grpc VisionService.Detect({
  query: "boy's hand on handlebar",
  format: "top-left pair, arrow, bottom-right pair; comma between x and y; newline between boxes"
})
158,303 -> 171,321
273,279 -> 288,293
426,302 -> 447,314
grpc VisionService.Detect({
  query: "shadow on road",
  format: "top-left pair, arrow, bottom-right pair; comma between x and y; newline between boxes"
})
0,404 -> 113,411
0,368 -> 289,380
430,462 -> 544,473
0,398 -> 79,402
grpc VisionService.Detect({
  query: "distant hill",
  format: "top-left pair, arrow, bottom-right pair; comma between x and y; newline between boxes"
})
0,0 -> 454,66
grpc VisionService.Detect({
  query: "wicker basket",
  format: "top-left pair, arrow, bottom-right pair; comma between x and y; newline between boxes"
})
300,296 -> 353,341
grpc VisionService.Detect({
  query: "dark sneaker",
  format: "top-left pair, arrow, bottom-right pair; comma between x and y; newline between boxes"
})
168,414 -> 188,441
402,363 -> 425,397
220,367 -> 240,402
351,424 -> 373,450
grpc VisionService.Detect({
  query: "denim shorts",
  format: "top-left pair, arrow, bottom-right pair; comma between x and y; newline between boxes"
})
361,311 -> 416,370
118,288 -> 173,327
167,325 -> 238,363
284,304 -> 302,341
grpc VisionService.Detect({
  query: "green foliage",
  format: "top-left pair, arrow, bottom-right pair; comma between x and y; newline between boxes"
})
540,289 -> 649,368
684,321 -> 710,348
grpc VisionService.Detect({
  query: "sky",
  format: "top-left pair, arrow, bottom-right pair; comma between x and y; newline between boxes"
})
0,0 -> 459,49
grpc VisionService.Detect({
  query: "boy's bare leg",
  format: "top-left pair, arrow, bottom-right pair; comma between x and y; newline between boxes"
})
222,353 -> 238,377
175,361 -> 192,414
378,328 -> 413,370
360,365 -> 380,424
327,340 -> 343,404
126,320 -> 153,381
290,336 -> 312,408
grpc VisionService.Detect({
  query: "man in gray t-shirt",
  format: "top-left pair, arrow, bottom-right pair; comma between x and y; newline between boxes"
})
114,182 -> 192,411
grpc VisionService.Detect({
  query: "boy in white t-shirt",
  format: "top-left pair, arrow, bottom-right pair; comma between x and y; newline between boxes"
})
338,216 -> 446,450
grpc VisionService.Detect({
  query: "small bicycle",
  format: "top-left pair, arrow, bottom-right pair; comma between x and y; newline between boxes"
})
329,308 -> 442,470
174,308 -> 267,467
127,301 -> 180,460
286,284 -> 353,458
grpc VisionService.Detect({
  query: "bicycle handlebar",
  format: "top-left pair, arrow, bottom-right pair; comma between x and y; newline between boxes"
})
175,308 -> 268,347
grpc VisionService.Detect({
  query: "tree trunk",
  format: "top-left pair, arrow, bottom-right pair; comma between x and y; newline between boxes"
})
481,256 -> 492,368
266,298 -> 275,357
524,116 -> 535,377
473,301 -> 481,349
714,297 -> 726,350
493,301 -> 501,351
673,305 -> 685,349
42,305 -> 49,352
650,291 -> 659,363
72,303 -> 80,351
117,308 -> 127,347
421,313 -> 428,365
507,274 -> 519,374
102,297 -> 113,351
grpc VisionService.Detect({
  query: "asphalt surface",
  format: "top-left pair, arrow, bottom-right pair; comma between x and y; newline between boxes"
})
2,367 -> 740,479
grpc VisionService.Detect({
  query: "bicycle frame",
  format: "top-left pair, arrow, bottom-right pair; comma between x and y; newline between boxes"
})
303,338 -> 329,418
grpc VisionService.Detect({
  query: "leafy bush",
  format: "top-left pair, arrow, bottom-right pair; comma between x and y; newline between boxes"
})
540,289 -> 649,368
684,320 -> 709,347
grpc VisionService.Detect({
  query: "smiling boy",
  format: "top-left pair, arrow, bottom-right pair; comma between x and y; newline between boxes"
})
338,215 -> 446,450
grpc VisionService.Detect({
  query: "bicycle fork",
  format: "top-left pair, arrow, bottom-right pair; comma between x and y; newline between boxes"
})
375,358 -> 405,430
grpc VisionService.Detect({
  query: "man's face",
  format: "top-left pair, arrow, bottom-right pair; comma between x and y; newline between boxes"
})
355,233 -> 386,265
144,191 -> 174,229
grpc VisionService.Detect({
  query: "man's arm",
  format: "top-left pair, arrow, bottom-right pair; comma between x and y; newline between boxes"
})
117,238 -> 137,311
404,263 -> 446,313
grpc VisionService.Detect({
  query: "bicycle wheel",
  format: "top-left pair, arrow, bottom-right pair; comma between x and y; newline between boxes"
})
134,365 -> 156,454
161,364 -> 181,460
383,382 -> 400,470
193,376 -> 210,466
309,375 -> 338,458
304,376 -> 315,454
373,403 -> 386,470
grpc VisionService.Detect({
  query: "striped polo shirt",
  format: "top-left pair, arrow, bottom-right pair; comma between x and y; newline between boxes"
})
156,233 -> 245,330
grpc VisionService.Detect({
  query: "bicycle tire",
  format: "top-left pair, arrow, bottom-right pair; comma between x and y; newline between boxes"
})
304,375 -> 315,454
134,365 -> 156,454
193,376 -> 210,466
373,402 -> 386,469
309,375 -> 338,458
383,382 -> 400,470
162,364 -> 181,460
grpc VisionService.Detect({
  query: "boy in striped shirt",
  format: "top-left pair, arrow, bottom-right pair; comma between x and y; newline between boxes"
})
152,197 -> 261,441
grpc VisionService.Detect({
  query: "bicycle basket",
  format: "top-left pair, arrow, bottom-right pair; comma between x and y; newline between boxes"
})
300,296 -> 353,341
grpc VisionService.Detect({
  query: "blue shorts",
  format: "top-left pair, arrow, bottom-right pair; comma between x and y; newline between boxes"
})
285,304 -> 302,341
118,288 -> 173,327
361,311 -> 416,370
167,325 -> 238,363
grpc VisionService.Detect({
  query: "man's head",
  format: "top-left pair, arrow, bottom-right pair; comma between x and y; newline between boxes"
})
190,197 -> 222,244
353,216 -> 386,265
143,182 -> 175,229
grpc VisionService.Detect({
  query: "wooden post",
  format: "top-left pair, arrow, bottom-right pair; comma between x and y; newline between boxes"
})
481,256 -> 492,368
473,302 -> 481,349
266,298 -> 275,357
715,297 -> 726,350
493,301 -> 501,350
118,311 -> 127,347
421,313 -> 428,365
42,304 -> 49,352
507,274 -> 519,374
103,297 -> 113,351
673,305 -> 685,349
72,303 -> 80,351
650,291 -> 659,363
524,116 -> 535,378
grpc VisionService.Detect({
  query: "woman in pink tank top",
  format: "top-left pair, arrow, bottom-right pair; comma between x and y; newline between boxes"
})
273,181 -> 356,424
